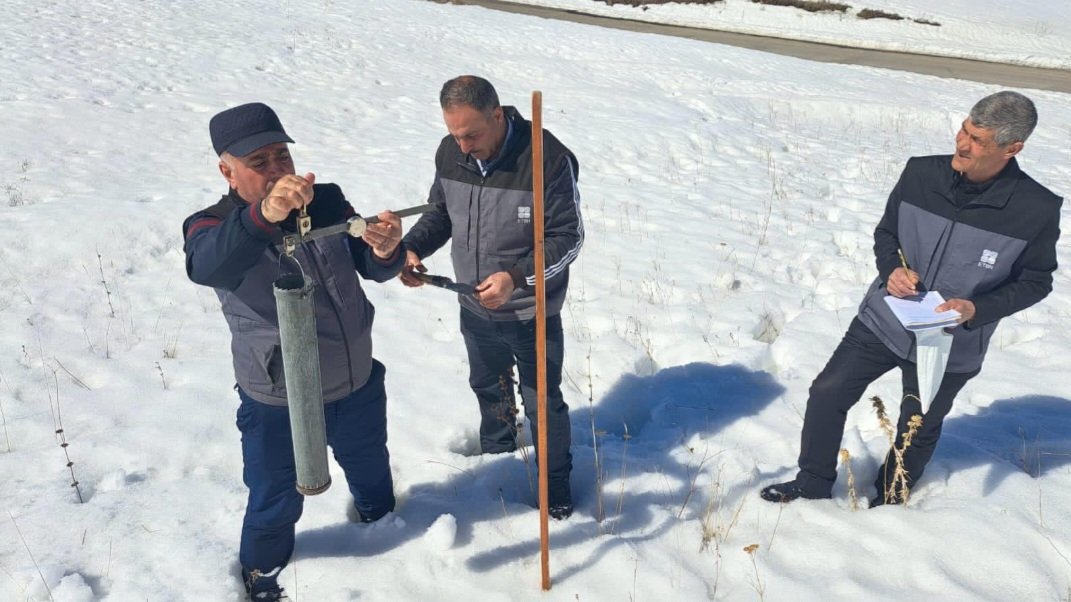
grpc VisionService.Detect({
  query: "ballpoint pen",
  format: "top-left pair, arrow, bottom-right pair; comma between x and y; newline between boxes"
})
897,248 -> 925,295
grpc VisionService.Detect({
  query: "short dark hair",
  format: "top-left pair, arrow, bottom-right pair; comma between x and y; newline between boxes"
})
439,75 -> 500,114
969,91 -> 1037,146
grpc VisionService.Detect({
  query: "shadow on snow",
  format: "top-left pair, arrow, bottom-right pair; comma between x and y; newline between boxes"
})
937,394 -> 1071,495
464,362 -> 785,582
294,362 -> 785,584
291,372 -> 1071,587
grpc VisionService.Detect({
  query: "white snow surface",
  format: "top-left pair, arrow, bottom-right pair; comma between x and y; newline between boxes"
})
512,0 -> 1071,69
1,1 -> 1070,600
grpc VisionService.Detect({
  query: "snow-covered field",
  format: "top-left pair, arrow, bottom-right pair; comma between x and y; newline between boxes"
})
1,1 -> 1069,600
512,0 -> 1071,69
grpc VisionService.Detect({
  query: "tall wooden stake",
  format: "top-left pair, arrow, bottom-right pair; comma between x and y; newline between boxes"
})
531,89 -> 551,592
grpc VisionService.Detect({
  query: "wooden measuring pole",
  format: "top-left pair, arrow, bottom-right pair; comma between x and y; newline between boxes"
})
531,90 -> 551,591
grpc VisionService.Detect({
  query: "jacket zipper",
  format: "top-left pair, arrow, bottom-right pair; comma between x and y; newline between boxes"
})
924,201 -> 969,290
475,176 -> 486,282
923,202 -> 988,353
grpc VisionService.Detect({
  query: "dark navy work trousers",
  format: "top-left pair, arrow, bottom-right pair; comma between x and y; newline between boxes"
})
459,308 -> 573,503
796,318 -> 978,498
236,359 -> 394,578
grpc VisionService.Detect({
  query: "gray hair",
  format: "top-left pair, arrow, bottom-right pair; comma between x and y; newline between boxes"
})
969,91 -> 1037,146
439,75 -> 500,114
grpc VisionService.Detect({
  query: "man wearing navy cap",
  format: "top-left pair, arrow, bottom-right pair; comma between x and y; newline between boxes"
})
183,102 -> 405,600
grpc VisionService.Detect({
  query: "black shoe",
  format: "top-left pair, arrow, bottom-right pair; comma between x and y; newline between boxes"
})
244,569 -> 288,601
347,498 -> 396,524
548,503 -> 573,520
248,588 -> 288,601
352,508 -> 386,524
548,476 -> 572,520
759,480 -> 830,503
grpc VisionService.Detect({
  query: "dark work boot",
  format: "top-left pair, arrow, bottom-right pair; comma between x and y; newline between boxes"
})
759,480 -> 832,503
243,568 -> 288,601
548,503 -> 573,521
868,494 -> 903,509
870,476 -> 907,508
545,479 -> 573,520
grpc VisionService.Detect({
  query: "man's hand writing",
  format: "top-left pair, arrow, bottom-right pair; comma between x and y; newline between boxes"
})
886,266 -> 920,298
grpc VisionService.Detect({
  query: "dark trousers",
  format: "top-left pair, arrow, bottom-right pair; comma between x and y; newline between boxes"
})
236,360 -> 394,580
459,308 -> 573,502
796,318 -> 978,498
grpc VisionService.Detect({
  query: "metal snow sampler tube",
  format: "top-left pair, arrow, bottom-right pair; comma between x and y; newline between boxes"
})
273,273 -> 331,496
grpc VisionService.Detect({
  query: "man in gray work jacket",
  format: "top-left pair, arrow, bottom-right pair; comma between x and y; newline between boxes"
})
760,91 -> 1062,507
400,75 -> 584,520
183,103 -> 405,599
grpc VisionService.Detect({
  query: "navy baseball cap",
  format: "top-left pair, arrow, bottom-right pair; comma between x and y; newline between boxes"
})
209,102 -> 295,157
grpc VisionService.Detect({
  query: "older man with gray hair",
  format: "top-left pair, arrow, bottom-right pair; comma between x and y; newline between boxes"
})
183,102 -> 405,600
760,91 -> 1062,507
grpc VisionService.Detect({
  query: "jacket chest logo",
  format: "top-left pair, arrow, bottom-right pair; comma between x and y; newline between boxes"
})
977,249 -> 998,270
517,206 -> 531,225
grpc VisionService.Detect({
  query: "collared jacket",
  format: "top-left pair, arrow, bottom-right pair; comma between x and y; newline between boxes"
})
182,184 -> 403,406
402,106 -> 584,321
858,155 -> 1062,373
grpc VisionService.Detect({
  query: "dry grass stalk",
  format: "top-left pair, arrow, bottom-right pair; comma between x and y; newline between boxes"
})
155,361 -> 167,390
768,496 -> 786,552
871,395 -> 923,505
0,368 -> 11,453
52,359 -> 90,390
49,369 -> 84,503
678,447 -> 712,519
96,250 -> 116,318
871,395 -> 895,444
616,422 -> 631,518
871,395 -> 899,502
497,489 -> 516,540
839,448 -> 859,511
1018,426 -> 1042,478
891,413 -> 923,504
496,373 -> 533,496
700,470 -> 748,552
9,511 -> 53,601
700,471 -> 750,599
585,349 -> 605,524
743,544 -> 766,601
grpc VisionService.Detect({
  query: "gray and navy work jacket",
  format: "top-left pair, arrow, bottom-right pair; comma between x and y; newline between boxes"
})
402,106 -> 584,321
858,155 -> 1062,373
182,184 -> 403,406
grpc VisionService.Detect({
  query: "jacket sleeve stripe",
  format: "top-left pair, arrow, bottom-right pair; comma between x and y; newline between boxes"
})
529,158 -> 584,285
248,200 -> 274,235
184,216 -> 222,240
